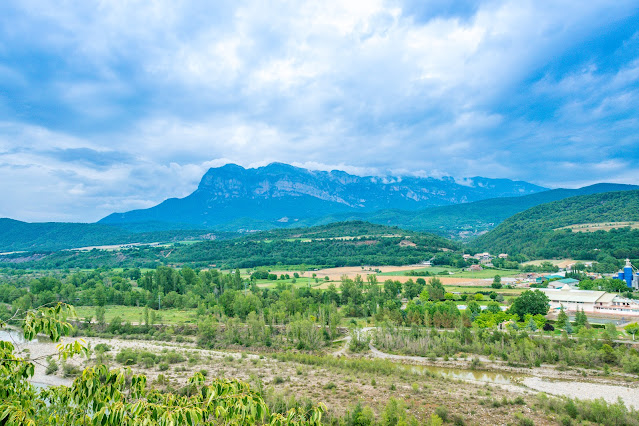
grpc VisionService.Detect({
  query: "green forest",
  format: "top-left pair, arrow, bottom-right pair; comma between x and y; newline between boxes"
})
473,190 -> 639,261
0,222 -> 458,270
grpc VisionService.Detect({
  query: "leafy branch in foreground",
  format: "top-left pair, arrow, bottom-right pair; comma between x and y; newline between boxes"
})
0,303 -> 324,425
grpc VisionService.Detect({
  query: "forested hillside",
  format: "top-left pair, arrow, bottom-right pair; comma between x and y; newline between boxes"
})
285,183 -> 639,239
0,221 -> 457,269
472,190 -> 639,261
0,219 -> 232,252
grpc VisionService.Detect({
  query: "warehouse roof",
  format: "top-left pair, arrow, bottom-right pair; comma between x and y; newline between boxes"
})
538,288 -> 608,304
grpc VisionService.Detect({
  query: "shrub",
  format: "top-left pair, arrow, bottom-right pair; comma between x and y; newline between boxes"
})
62,363 -> 81,378
45,358 -> 58,375
435,406 -> 449,422
94,343 -> 111,352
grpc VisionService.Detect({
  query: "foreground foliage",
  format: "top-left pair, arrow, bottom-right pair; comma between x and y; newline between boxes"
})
0,303 -> 324,425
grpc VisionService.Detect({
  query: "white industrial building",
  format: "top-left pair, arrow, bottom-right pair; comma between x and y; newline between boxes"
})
539,286 -> 639,316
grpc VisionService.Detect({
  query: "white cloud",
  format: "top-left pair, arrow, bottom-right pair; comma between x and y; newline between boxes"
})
0,1 -> 638,220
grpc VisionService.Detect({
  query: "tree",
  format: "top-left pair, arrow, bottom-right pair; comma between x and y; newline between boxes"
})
556,306 -> 569,329
94,284 -> 107,307
427,278 -> 445,301
625,323 -> 639,341
575,308 -> 589,329
95,306 -> 106,325
508,290 -> 550,319
491,275 -> 502,289
419,287 -> 430,302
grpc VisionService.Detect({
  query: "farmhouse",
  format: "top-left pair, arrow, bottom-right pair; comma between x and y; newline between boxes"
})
539,287 -> 639,316
547,278 -> 580,289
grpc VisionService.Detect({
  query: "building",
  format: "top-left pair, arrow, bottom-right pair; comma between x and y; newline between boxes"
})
539,286 -> 639,316
617,259 -> 639,289
536,274 -> 564,284
498,253 -> 508,259
547,278 -> 580,289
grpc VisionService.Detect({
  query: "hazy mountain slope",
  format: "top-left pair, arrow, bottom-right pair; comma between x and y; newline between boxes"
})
471,190 -> 639,259
99,163 -> 546,230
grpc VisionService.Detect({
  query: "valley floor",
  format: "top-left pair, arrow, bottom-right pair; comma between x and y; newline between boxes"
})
14,330 -> 639,425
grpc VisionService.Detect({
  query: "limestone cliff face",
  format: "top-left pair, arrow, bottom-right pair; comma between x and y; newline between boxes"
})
100,162 -> 546,229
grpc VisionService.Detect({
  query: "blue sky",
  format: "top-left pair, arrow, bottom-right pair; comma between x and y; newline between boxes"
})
1,0 -> 638,221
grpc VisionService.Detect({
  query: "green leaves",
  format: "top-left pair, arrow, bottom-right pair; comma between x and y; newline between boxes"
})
2,302 -> 325,425
23,303 -> 76,343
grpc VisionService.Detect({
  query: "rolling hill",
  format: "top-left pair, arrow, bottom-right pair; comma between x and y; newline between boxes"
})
0,221 -> 458,270
471,190 -> 639,260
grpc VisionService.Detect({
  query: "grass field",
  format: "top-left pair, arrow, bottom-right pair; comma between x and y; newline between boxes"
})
74,306 -> 197,324
444,285 -> 524,295
254,277 -> 329,289
378,266 -> 521,279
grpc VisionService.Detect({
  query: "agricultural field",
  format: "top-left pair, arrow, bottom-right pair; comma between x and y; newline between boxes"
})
554,221 -> 639,233
378,266 -> 522,279
74,306 -> 197,324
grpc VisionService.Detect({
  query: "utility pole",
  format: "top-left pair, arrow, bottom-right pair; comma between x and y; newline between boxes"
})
158,293 -> 161,310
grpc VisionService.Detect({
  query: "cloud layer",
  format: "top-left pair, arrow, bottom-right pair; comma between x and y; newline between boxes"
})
0,0 -> 638,221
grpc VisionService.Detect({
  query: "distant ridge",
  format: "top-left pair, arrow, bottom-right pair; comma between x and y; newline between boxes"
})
99,162 -> 545,230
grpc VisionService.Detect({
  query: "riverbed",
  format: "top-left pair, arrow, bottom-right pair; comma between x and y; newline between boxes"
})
3,329 -> 639,409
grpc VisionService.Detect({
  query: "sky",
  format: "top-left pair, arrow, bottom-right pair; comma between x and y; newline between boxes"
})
1,0 -> 639,222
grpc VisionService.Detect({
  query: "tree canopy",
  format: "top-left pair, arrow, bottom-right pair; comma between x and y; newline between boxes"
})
508,290 -> 550,319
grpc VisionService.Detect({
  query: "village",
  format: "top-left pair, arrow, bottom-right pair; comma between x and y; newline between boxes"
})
464,253 -> 639,318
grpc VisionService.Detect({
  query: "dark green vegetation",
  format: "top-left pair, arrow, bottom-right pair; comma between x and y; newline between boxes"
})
3,264 -> 639,425
299,183 -> 639,239
0,222 -> 458,270
2,266 -> 638,374
173,225 -> 456,269
473,190 -> 639,260
0,218 -> 234,252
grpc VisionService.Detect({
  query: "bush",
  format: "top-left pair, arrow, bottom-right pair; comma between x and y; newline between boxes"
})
435,406 -> 449,422
62,363 -> 81,378
164,351 -> 186,364
116,348 -> 139,365
45,358 -> 58,375
158,362 -> 169,371
94,343 -> 111,352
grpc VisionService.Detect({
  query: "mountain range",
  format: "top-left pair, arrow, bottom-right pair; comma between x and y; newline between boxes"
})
100,163 -> 545,230
2,163 -> 639,252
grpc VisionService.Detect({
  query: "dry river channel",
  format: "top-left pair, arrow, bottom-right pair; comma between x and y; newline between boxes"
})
3,328 -> 639,409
